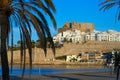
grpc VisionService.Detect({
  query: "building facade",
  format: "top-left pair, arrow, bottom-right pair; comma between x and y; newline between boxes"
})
53,29 -> 120,43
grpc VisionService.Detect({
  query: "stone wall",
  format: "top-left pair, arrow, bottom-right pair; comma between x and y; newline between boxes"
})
58,22 -> 94,33
8,41 -> 120,64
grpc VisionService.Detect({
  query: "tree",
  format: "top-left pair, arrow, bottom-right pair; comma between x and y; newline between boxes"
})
17,40 -> 21,47
36,39 -> 42,48
0,0 -> 56,80
31,40 -> 36,48
99,1 -> 120,80
69,38 -> 73,42
112,49 -> 120,80
99,0 -> 120,22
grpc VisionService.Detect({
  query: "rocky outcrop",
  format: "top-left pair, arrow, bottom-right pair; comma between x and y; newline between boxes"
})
58,22 -> 94,33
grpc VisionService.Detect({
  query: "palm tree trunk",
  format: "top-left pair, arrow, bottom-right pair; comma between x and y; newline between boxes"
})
116,66 -> 120,80
0,14 -> 10,80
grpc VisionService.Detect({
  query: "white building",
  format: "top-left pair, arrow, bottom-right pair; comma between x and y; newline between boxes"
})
97,32 -> 109,41
53,29 -> 120,43
66,55 -> 81,62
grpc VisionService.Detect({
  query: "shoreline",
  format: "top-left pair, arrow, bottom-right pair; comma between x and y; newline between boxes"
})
11,61 -> 105,66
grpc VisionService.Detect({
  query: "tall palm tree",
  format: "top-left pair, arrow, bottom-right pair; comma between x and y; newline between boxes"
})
111,49 -> 120,80
99,1 -> 120,80
0,0 -> 56,80
99,0 -> 120,22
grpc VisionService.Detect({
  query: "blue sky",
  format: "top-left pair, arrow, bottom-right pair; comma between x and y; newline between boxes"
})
13,0 -> 120,44
51,0 -> 120,33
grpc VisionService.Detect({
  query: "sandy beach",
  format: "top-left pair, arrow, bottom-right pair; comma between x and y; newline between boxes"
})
7,71 -> 117,80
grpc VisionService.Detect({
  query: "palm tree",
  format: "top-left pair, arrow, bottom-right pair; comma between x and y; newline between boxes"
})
112,49 -> 120,80
99,1 -> 120,80
99,0 -> 120,22
0,0 -> 56,80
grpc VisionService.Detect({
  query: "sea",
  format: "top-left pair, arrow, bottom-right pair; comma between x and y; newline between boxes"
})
0,65 -> 111,76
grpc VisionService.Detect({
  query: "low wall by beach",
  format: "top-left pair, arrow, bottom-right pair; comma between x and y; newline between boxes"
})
7,41 -> 120,65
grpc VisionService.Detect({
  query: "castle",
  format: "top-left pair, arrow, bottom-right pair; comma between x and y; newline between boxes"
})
53,22 -> 120,43
7,22 -> 120,64
58,22 -> 94,33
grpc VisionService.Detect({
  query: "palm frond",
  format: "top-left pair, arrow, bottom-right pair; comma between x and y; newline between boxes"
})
99,0 -> 120,21
11,8 -> 32,76
33,1 -> 57,29
0,0 -> 56,79
21,3 -> 55,55
117,6 -> 120,20
19,8 -> 47,54
10,29 -> 13,73
99,2 -> 115,11
19,27 -> 24,69
44,0 -> 56,12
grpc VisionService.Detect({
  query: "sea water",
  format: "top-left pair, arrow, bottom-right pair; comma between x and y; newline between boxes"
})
0,65 -> 111,76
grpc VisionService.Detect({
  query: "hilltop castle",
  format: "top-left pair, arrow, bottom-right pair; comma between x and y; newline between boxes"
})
58,22 -> 94,33
53,22 -> 120,43
7,22 -> 120,63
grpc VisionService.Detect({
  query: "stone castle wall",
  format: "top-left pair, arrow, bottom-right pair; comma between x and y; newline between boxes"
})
58,22 -> 94,33
8,41 -> 120,64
